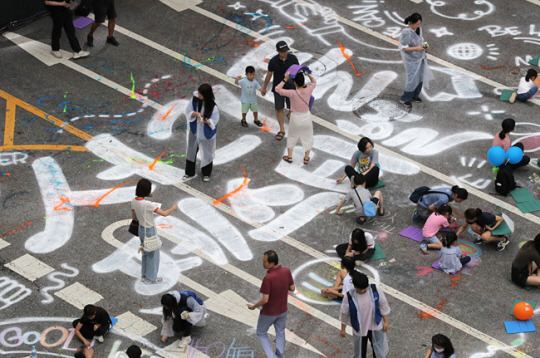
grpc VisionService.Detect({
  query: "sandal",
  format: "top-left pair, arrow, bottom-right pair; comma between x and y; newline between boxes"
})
303,156 -> 310,165
254,119 -> 263,127
241,119 -> 248,127
282,155 -> 292,163
275,131 -> 285,141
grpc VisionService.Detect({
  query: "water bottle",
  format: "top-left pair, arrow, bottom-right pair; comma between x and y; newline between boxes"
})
31,346 -> 37,357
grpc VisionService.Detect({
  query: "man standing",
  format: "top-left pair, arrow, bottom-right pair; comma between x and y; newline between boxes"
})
248,250 -> 295,358
261,41 -> 299,141
87,0 -> 119,47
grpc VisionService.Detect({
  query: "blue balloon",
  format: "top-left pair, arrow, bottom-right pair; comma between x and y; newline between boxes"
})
487,146 -> 506,166
506,146 -> 524,164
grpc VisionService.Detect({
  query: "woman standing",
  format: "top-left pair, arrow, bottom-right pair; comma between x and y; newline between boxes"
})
184,84 -> 219,182
511,233 -> 540,288
399,13 -> 433,108
336,137 -> 380,188
275,71 -> 317,165
131,179 -> 177,284
44,0 -> 89,59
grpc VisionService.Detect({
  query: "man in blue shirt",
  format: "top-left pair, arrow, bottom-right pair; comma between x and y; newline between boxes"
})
414,186 -> 468,221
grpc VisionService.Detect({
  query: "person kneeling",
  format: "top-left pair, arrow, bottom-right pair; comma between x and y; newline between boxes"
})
72,305 -> 112,347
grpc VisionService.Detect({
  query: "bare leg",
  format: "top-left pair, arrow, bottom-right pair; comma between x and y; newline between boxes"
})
241,113 -> 247,120
88,21 -> 100,36
304,150 -> 310,163
373,190 -> 384,215
321,288 -> 343,299
287,147 -> 293,160
108,18 -> 115,37
253,111 -> 258,122
481,232 -> 504,243
427,241 -> 443,250
526,263 -> 540,286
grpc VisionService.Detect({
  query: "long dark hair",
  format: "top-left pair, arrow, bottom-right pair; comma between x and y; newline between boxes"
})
499,118 -> 515,140
294,72 -> 305,87
444,232 -> 457,248
525,69 -> 538,82
161,293 -> 178,320
435,204 -> 452,217
351,229 -> 368,252
404,13 -> 422,25
432,334 -> 454,358
197,83 -> 216,120
534,233 -> 540,252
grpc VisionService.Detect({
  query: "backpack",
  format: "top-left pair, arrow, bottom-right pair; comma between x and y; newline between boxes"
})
177,291 -> 204,313
409,187 -> 451,204
371,284 -> 383,325
354,188 -> 376,217
494,165 -> 516,196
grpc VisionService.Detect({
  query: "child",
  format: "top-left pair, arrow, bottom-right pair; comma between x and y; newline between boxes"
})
439,232 -> 471,274
420,205 -> 455,254
424,334 -> 456,358
456,208 -> 508,251
235,66 -> 262,127
492,118 -> 530,169
336,174 -> 384,224
511,69 -> 538,103
321,256 -> 356,299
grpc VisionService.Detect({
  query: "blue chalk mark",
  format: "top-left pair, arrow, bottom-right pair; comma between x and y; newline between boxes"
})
244,12 -> 272,34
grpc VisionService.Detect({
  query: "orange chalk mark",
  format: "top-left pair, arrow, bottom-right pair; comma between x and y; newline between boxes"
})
161,104 -> 178,120
213,167 -> 248,205
286,24 -> 305,29
0,221 -> 32,237
54,197 -> 72,211
157,224 -> 173,229
417,298 -> 447,319
337,41 -> 367,77
247,38 -> 259,47
261,117 -> 271,132
93,179 -> 135,207
149,146 -> 168,170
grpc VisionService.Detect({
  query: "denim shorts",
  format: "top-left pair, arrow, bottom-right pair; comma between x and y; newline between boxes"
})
423,235 -> 440,244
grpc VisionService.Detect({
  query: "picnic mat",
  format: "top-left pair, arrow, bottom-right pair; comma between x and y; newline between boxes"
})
367,244 -> 386,261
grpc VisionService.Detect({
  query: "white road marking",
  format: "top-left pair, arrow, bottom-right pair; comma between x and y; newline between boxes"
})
5,254 -> 54,281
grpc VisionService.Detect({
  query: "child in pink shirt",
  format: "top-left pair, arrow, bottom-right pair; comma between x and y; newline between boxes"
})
420,205 -> 456,254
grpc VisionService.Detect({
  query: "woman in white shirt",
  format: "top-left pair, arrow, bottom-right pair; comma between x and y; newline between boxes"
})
512,69 -> 538,103
131,179 -> 178,284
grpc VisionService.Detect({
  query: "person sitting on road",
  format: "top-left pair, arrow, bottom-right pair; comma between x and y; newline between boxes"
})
336,137 -> 381,189
72,305 -> 112,347
335,228 -> 375,262
413,185 -> 467,222
420,205 -> 456,254
321,256 -> 357,300
511,233 -> 540,288
336,174 -> 384,224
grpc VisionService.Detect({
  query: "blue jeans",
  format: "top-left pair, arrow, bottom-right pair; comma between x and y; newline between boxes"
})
516,85 -> 538,101
138,225 -> 160,281
401,81 -> 423,102
256,312 -> 287,358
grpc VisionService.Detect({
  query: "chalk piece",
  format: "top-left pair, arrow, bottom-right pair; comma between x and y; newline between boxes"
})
511,188 -> 536,203
528,55 -> 540,67
510,300 -> 536,315
499,89 -> 516,102
369,179 -> 385,190
504,320 -> 535,334
73,16 -> 93,29
516,200 -> 540,213
399,226 -> 424,242
367,244 -> 386,261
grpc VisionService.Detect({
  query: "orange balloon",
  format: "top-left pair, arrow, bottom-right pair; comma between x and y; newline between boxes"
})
514,302 -> 534,321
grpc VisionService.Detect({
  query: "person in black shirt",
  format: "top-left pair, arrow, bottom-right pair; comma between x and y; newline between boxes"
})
456,208 -> 508,251
44,0 -> 89,59
261,41 -> 299,141
72,305 -> 112,346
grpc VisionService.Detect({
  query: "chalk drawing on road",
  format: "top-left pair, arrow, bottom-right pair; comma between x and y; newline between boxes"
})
426,0 -> 495,21
40,264 -> 80,304
0,277 -> 31,311
429,27 -> 454,37
467,105 -> 505,120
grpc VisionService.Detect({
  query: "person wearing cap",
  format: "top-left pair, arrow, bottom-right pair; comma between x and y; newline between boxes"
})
261,41 -> 299,141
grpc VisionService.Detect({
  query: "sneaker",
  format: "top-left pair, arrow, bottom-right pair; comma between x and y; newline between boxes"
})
182,174 -> 194,180
96,335 -> 104,343
509,92 -> 517,104
412,209 -> 419,222
178,336 -> 192,350
106,36 -> 120,46
473,237 -> 484,245
51,51 -> 62,59
87,35 -> 94,47
202,176 -> 211,182
497,237 -> 509,251
420,243 -> 428,254
412,98 -> 422,103
73,50 -> 90,59
399,99 -> 412,108
143,277 -> 163,285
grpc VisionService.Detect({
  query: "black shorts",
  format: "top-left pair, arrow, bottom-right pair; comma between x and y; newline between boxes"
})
94,0 -> 117,23
273,91 -> 290,111
511,266 -> 529,288
371,197 -> 379,205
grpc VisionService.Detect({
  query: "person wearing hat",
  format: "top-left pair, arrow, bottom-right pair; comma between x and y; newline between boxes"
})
261,41 -> 299,141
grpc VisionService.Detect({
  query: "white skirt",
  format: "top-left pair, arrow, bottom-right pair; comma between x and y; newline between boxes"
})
286,111 -> 313,151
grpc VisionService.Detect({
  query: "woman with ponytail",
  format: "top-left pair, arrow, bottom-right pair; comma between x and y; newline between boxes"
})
399,13 -> 433,108
510,69 -> 538,103
492,118 -> 530,169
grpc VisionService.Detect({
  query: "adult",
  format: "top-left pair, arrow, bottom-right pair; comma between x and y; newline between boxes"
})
414,185 -> 468,222
111,345 -> 142,358
424,334 -> 455,358
321,256 -> 356,300
399,13 -> 433,108
247,250 -> 295,358
131,179 -> 178,284
87,0 -> 119,47
340,271 -> 390,358
74,346 -> 93,358
336,137 -> 380,188
511,233 -> 540,288
161,291 -> 207,350
261,41 -> 299,141
336,174 -> 385,224
492,118 -> 530,169
183,84 -> 219,182
44,0 -> 89,59
335,228 -> 375,262
72,305 -> 111,346
276,71 -> 317,164
456,208 -> 508,251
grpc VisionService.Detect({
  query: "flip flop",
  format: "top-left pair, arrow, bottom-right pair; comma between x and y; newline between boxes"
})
303,156 -> 310,165
275,131 -> 285,140
241,119 -> 248,127
254,119 -> 263,127
282,155 -> 292,163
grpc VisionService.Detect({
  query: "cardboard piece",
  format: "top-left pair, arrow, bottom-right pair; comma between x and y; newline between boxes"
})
491,220 -> 512,236
511,188 -> 536,203
528,55 -> 540,67
367,244 -> 386,261
504,320 -> 535,334
73,16 -> 94,29
110,317 -> 118,328
399,226 -> 424,242
499,89 -> 516,102
516,200 -> 540,213
510,300 -> 536,315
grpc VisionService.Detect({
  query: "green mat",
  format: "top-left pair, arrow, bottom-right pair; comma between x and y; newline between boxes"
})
516,200 -> 540,213
529,55 -> 540,67
369,179 -> 385,190
499,89 -> 516,102
491,220 -> 512,236
368,244 -> 386,261
510,300 -> 536,315
511,188 -> 536,203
